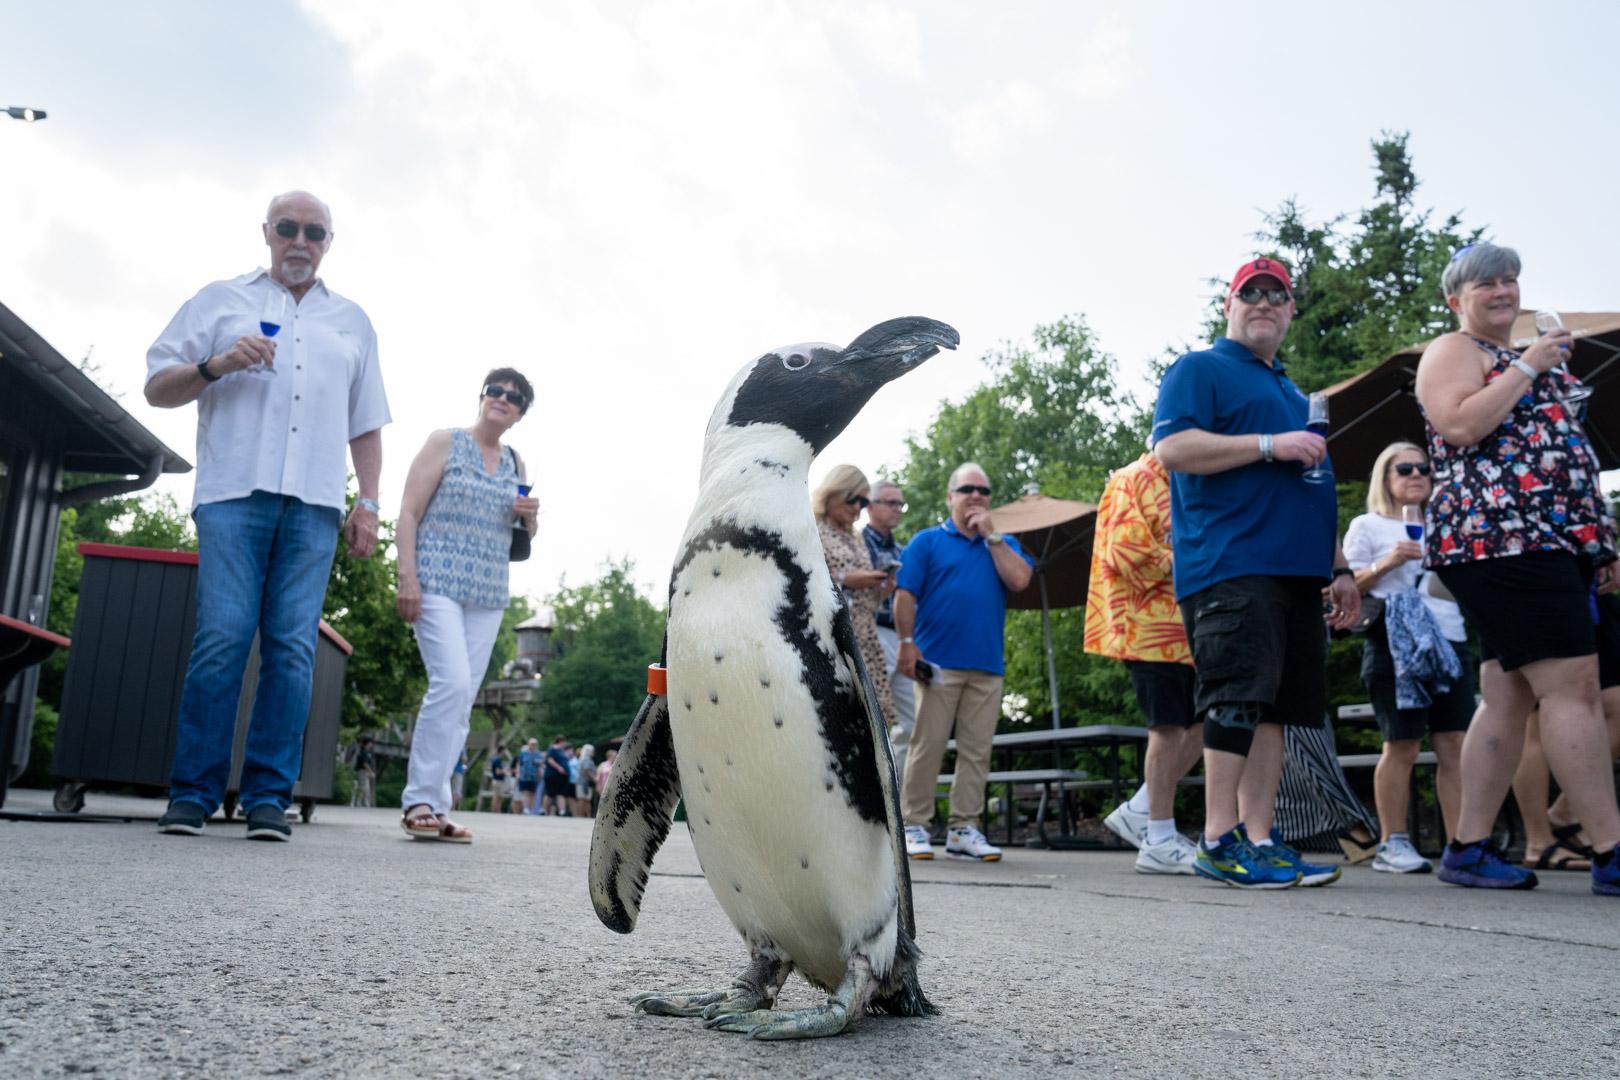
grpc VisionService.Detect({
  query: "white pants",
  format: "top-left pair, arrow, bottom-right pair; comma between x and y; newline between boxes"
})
402,594 -> 505,816
875,624 -> 917,786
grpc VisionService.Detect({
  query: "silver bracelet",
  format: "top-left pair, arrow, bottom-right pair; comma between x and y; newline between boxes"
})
1510,357 -> 1538,380
1258,433 -> 1275,463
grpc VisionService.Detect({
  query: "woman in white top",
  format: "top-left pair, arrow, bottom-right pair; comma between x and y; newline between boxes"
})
1342,441 -> 1474,873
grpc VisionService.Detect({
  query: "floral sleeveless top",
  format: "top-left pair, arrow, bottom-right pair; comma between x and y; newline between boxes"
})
416,428 -> 519,608
1423,336 -> 1615,568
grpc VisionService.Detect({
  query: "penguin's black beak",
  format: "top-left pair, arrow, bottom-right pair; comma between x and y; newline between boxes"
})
838,317 -> 960,385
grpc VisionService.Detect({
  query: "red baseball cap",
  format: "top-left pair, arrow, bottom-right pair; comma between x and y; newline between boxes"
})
1228,257 -> 1294,297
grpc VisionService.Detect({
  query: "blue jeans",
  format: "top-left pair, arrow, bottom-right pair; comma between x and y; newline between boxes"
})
169,492 -> 341,814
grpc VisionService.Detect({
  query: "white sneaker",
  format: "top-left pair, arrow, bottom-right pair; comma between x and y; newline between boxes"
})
945,825 -> 1002,862
1103,801 -> 1149,849
1371,834 -> 1432,874
1135,833 -> 1199,875
904,824 -> 935,860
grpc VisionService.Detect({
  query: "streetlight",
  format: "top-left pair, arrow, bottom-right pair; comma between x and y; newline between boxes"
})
6,106 -> 47,122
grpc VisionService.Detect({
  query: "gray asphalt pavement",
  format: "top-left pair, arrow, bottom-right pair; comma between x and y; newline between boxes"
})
2,787 -> 1617,1079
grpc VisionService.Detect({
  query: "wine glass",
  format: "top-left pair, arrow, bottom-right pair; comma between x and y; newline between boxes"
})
1535,308 -> 1592,411
1401,503 -> 1424,543
1302,391 -> 1330,483
254,290 -> 286,378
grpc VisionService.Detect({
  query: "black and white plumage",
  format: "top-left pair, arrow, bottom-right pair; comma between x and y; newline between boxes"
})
589,316 -> 958,1039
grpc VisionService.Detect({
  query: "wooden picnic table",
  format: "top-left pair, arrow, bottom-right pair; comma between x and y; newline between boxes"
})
940,724 -> 1150,848
0,614 -> 71,811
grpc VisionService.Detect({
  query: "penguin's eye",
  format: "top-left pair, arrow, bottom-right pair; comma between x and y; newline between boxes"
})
781,353 -> 810,371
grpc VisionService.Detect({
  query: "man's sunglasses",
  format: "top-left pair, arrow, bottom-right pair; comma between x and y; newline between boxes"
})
1234,285 -> 1291,307
844,494 -> 871,509
483,384 -> 529,409
273,220 -> 329,243
1392,462 -> 1431,477
953,484 -> 992,497
874,498 -> 907,510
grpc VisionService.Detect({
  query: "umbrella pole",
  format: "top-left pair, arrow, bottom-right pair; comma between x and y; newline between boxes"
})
1039,569 -> 1060,731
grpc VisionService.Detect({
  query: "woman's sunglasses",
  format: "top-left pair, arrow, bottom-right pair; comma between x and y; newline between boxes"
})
483,385 -> 529,409
1392,462 -> 1431,477
272,220 -> 329,243
844,494 -> 871,509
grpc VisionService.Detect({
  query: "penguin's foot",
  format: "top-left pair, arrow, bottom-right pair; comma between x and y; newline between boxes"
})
630,987 -> 768,1019
631,952 -> 793,1020
705,956 -> 873,1040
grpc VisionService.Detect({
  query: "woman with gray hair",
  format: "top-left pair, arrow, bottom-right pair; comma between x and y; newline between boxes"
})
1415,241 -> 1620,895
812,464 -> 895,727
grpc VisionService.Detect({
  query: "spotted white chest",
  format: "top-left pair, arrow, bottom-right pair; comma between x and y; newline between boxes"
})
665,529 -> 898,987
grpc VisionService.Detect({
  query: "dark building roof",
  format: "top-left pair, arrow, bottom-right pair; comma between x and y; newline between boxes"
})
0,299 -> 190,477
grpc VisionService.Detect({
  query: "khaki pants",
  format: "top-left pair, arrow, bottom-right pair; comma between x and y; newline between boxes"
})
899,668 -> 1003,829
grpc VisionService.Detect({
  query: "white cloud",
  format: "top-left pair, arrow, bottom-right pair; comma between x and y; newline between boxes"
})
1065,11 -> 1133,101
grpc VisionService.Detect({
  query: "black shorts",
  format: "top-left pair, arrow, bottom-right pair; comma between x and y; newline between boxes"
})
1124,660 -> 1197,728
543,775 -> 572,799
1599,594 -> 1620,690
518,779 -> 539,793
1435,552 -> 1596,673
1360,624 -> 1475,742
1180,576 -> 1327,726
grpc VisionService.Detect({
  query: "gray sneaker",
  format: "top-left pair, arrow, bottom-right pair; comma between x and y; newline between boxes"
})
1372,834 -> 1432,874
1136,833 -> 1199,875
244,803 -> 292,842
158,801 -> 207,836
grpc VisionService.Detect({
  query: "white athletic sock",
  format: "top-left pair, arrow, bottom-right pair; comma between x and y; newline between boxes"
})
1125,783 -> 1150,815
1146,818 -> 1178,846
1253,837 -> 1275,847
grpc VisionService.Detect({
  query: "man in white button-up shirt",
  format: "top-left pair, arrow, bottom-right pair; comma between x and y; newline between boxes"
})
145,190 -> 391,842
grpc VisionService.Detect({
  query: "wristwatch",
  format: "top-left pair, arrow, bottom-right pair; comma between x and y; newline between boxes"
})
355,497 -> 380,514
987,532 -> 1005,545
1258,433 -> 1275,462
196,358 -> 221,383
900,636 -> 916,645
1331,566 -> 1354,580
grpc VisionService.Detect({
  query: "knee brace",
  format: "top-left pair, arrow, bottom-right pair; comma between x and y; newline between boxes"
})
1203,702 -> 1265,756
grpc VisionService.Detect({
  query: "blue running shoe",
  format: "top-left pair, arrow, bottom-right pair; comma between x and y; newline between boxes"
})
1260,827 -> 1341,886
1438,839 -> 1537,890
1593,846 -> 1620,897
1193,828 -> 1300,889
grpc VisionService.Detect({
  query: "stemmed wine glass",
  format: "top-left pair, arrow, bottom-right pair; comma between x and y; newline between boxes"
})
1302,391 -> 1330,483
1401,503 -> 1424,543
1534,309 -> 1592,411
255,290 -> 286,378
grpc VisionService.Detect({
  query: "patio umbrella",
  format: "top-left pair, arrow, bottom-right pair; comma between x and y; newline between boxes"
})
990,491 -> 1098,730
1324,311 -> 1620,482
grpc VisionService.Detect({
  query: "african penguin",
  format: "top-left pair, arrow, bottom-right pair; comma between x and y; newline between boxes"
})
589,316 -> 959,1040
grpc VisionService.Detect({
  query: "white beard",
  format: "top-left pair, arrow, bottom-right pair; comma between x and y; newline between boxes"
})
279,259 -> 313,286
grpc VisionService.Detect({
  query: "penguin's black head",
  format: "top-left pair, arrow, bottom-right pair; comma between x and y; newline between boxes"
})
726,317 -> 959,454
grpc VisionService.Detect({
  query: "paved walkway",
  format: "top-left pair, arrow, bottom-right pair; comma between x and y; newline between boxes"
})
2,788 -> 1616,1078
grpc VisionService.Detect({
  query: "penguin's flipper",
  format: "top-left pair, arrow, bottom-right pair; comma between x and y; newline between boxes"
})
588,691 -> 681,934
830,608 -> 918,939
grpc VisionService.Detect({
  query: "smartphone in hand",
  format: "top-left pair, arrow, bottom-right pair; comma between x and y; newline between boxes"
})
913,659 -> 934,685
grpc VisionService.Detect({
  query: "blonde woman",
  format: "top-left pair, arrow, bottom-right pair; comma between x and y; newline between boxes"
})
812,464 -> 895,727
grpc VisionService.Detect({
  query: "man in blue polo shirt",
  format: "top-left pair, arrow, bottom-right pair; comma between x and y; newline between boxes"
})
1153,256 -> 1361,889
895,463 -> 1034,862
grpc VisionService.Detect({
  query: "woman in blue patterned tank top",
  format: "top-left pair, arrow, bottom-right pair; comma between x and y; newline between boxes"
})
394,367 -> 538,843
1415,242 -> 1620,896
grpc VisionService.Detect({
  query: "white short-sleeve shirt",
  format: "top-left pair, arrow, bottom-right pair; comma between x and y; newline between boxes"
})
1343,512 -> 1468,642
146,269 -> 391,511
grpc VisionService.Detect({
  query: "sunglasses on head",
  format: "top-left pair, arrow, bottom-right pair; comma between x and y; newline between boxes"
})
1392,462 -> 1431,477
953,484 -> 992,497
1234,285 -> 1291,306
1449,244 -> 1476,263
844,494 -> 871,509
483,384 -> 528,409
272,220 -> 329,243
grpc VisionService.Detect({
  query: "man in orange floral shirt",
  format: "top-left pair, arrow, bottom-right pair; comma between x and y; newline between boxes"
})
1084,452 -> 1203,874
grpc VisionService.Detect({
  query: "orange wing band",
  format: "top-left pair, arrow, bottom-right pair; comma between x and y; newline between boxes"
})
647,663 -> 668,697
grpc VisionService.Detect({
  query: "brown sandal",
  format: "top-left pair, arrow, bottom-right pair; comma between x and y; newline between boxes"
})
435,818 -> 473,844
402,804 -> 440,839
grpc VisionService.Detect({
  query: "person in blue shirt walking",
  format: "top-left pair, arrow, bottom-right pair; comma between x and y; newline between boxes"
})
1153,257 -> 1361,889
517,738 -> 543,815
895,464 -> 1034,862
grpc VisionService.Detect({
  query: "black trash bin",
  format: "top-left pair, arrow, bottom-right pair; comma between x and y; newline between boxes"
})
51,543 -> 351,822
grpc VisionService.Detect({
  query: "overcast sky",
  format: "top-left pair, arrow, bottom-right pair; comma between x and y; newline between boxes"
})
5,1 -> 1617,605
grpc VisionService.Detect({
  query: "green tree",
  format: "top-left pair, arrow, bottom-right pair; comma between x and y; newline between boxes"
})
538,560 -> 665,751
892,316 -> 1150,730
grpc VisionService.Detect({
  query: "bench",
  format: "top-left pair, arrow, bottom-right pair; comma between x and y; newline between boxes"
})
935,769 -> 1093,849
